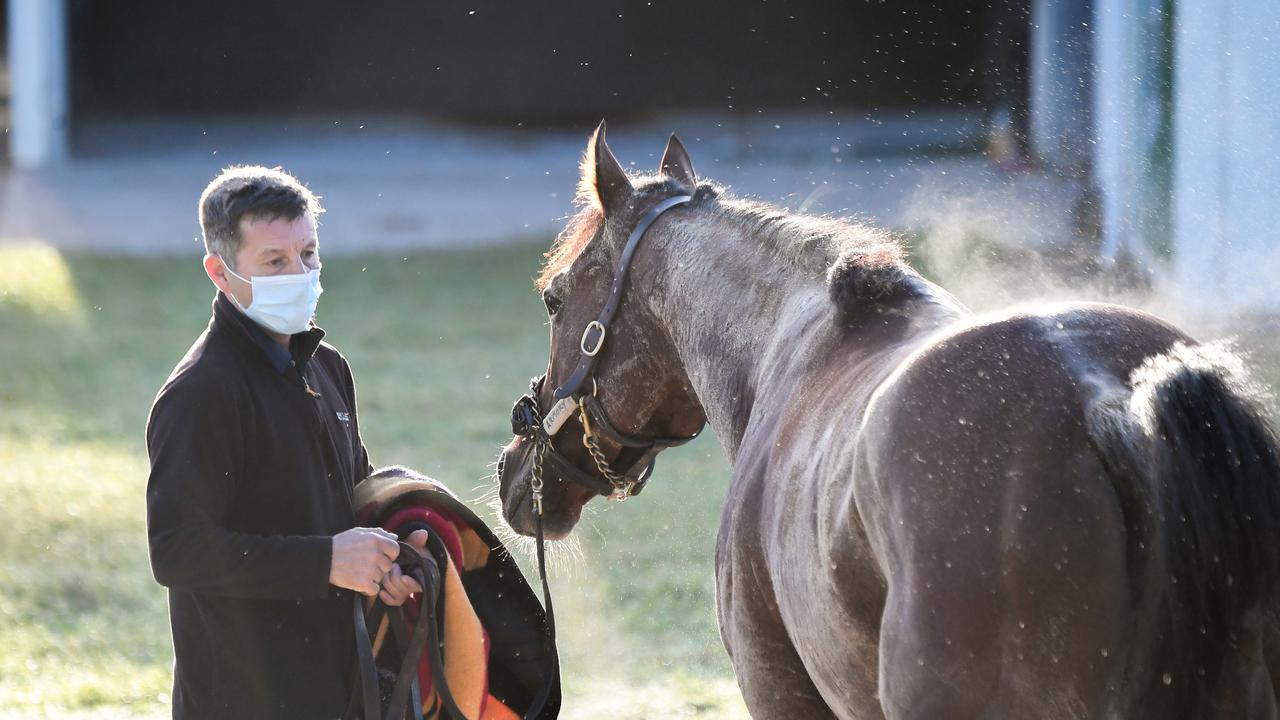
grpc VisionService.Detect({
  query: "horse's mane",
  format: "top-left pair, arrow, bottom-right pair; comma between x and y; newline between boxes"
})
538,180 -> 924,318
707,194 -> 923,315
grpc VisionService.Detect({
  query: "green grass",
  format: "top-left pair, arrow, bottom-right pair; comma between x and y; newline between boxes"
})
2,239 -> 1276,719
0,242 -> 746,719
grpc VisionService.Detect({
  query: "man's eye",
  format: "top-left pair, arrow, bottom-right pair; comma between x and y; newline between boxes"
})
543,293 -> 563,316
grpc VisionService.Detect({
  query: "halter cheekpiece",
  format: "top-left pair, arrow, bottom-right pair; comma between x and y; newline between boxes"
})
510,193 -> 701,507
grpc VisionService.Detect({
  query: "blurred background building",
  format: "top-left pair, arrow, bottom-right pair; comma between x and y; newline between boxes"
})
0,0 -> 1276,316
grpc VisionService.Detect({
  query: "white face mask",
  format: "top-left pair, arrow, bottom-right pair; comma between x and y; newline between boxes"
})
221,258 -> 323,336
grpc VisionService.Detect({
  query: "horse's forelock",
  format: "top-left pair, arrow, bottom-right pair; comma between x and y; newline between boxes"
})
538,206 -> 602,291
539,176 -> 704,292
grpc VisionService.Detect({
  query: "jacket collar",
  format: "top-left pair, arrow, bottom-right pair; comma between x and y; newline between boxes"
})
211,292 -> 325,374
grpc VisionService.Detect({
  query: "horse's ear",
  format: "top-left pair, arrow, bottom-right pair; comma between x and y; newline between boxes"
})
659,133 -> 697,189
579,120 -> 633,217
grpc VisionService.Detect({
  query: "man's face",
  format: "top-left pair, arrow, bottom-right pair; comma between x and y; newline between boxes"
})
204,213 -> 320,308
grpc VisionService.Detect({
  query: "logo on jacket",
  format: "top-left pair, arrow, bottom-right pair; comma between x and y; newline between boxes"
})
335,411 -> 351,423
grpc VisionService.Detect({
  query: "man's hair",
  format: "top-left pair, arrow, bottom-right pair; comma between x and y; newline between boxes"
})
198,165 -> 324,266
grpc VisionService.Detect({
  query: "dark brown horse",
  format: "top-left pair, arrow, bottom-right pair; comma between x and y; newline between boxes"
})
496,124 -> 1280,719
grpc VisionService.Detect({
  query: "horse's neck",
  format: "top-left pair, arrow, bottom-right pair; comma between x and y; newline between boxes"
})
647,227 -> 965,463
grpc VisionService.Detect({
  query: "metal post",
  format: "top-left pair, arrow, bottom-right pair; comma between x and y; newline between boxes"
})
1092,0 -> 1173,264
1030,0 -> 1094,178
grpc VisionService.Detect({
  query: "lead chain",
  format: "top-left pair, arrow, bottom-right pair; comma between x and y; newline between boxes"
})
531,442 -> 546,516
526,397 -> 547,517
578,402 -> 629,496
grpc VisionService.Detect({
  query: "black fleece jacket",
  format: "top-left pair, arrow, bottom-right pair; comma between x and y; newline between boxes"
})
146,292 -> 374,719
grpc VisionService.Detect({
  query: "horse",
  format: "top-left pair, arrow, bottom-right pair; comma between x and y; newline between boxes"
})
495,123 -> 1280,719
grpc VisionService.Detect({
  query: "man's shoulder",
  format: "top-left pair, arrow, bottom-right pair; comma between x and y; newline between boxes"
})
153,330 -> 246,409
315,339 -> 348,361
313,340 -> 355,376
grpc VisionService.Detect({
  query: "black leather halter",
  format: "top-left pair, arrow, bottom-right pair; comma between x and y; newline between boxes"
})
510,193 -> 701,500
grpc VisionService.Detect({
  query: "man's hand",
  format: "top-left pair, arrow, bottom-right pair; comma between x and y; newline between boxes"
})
329,527 -> 400,596
378,529 -> 428,607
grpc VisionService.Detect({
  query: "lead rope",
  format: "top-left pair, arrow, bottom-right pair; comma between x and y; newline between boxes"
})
525,412 -> 557,720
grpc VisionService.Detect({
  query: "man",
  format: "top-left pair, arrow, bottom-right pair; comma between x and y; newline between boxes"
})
146,165 -> 423,718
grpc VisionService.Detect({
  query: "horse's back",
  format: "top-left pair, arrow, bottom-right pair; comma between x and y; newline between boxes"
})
855,302 -> 1191,547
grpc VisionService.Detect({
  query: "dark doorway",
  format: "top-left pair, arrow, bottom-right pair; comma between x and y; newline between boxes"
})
68,1 -> 992,125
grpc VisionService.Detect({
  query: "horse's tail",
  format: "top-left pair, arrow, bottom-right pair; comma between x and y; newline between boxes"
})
1089,341 -> 1280,717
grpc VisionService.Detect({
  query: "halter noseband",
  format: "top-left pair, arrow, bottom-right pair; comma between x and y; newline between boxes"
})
509,193 -> 700,505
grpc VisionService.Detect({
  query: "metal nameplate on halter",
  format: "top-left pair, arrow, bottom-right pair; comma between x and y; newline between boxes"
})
542,395 -> 579,436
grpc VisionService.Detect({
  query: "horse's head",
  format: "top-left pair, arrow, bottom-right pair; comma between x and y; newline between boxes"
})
497,123 -> 708,539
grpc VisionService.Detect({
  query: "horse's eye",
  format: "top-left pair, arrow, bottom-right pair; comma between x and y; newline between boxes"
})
543,292 -> 563,316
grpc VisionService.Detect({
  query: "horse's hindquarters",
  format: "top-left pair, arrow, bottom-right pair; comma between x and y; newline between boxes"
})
854,307 -> 1171,717
864,391 -> 1131,716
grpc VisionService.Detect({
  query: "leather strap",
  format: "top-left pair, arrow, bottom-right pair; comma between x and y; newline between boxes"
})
383,549 -> 438,720
514,377 -> 701,499
384,608 -> 424,720
579,395 -> 699,452
348,541 -> 457,720
536,435 -> 618,497
351,594 -> 381,720
414,534 -> 468,720
526,508 -> 558,718
554,194 -> 692,400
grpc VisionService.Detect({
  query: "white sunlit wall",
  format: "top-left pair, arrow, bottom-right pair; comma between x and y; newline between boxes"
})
1171,0 -> 1280,315
1093,0 -> 1279,315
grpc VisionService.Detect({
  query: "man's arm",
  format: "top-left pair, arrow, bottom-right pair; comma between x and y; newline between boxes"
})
146,374 -> 392,599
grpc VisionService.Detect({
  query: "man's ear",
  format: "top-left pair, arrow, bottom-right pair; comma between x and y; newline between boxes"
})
578,120 -> 633,218
203,253 -> 231,294
659,133 -> 697,189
